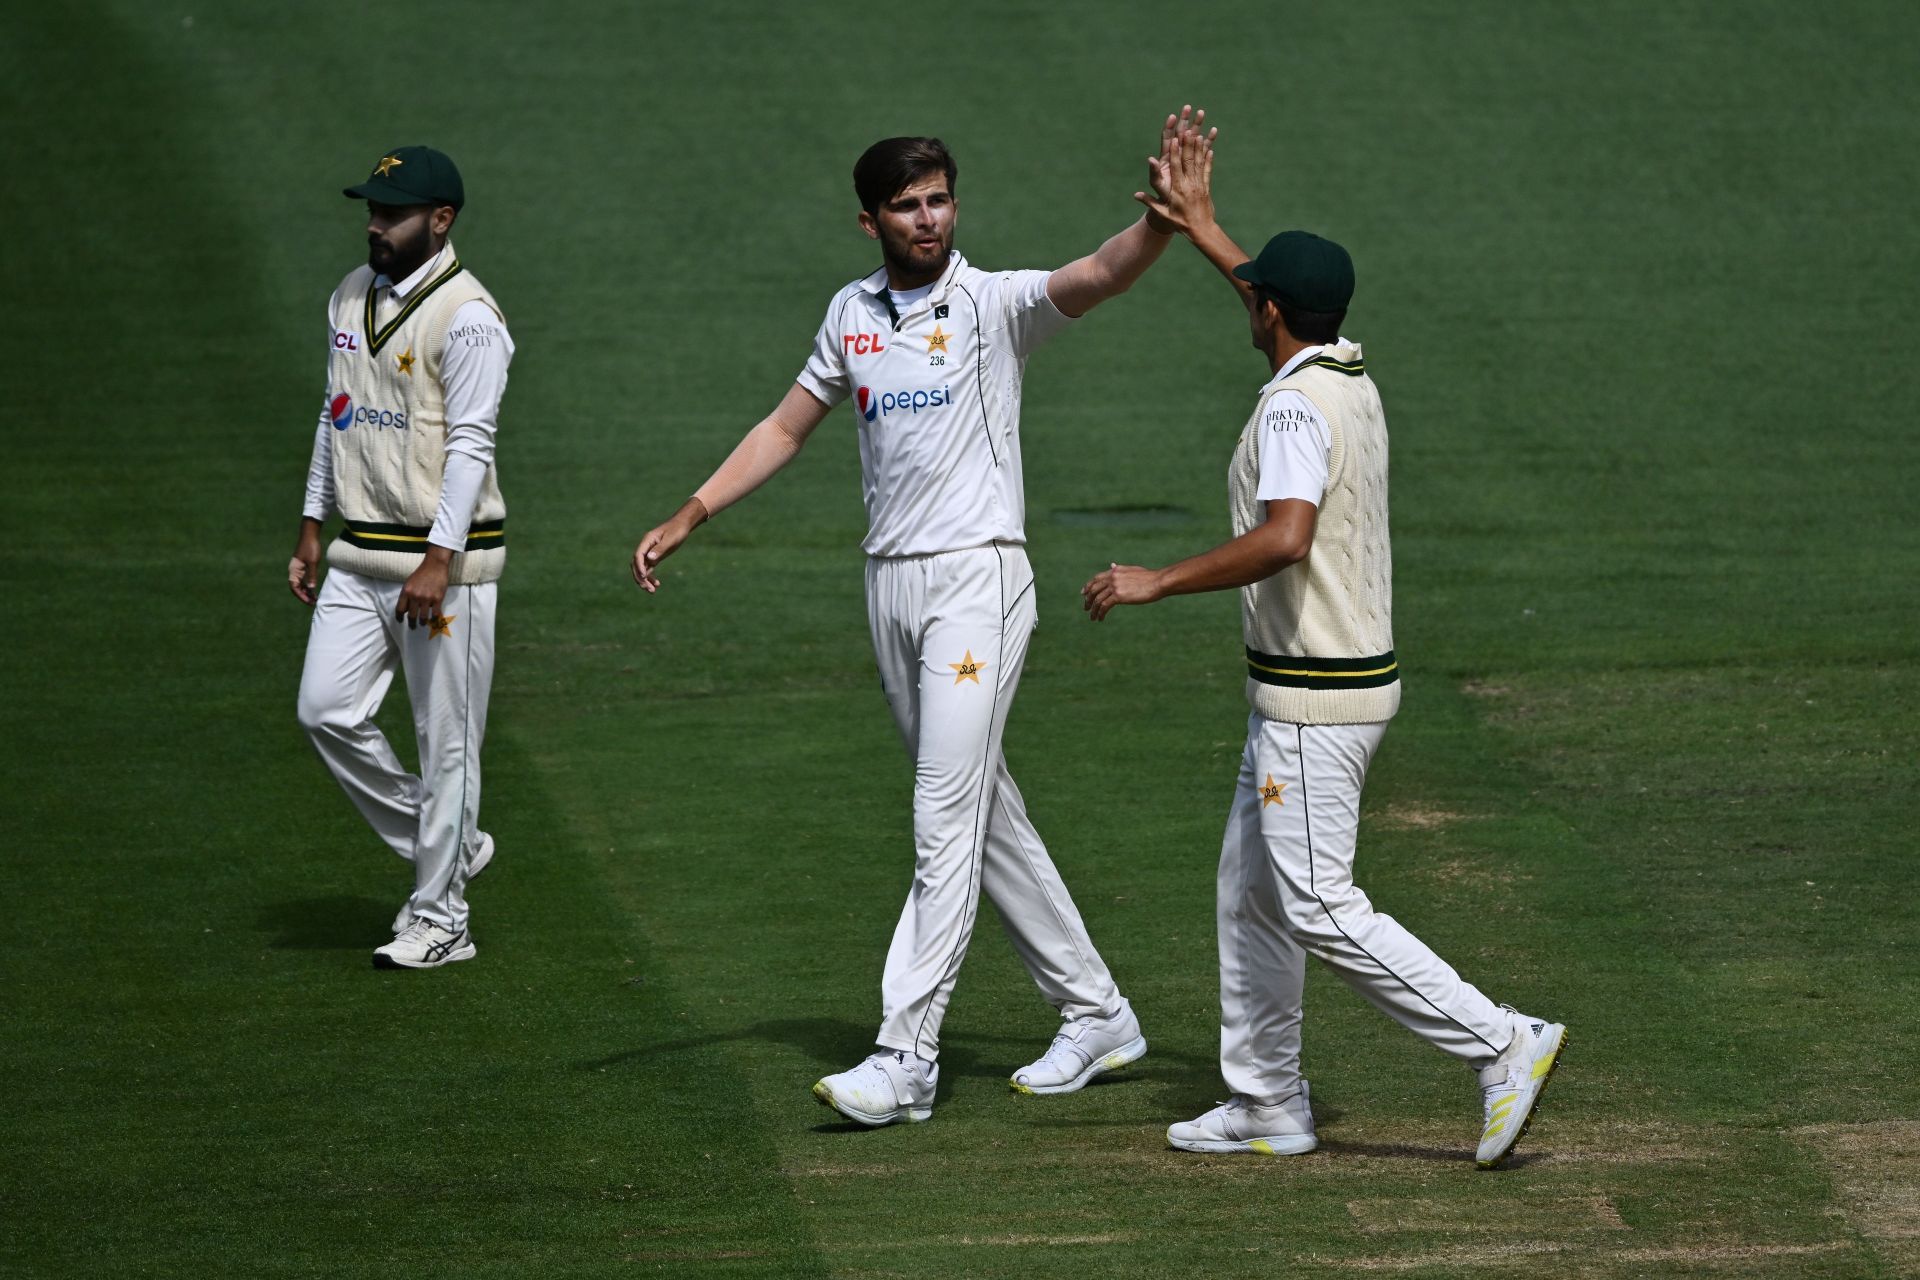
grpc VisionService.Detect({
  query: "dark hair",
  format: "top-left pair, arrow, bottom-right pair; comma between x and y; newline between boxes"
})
854,137 -> 958,215
1257,288 -> 1345,345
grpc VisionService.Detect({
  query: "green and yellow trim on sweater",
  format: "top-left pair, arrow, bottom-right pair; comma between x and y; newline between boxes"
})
362,258 -> 466,356
340,517 -> 504,553
1298,355 -> 1364,377
1246,647 -> 1398,690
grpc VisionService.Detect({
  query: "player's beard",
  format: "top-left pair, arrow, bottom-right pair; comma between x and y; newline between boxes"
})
880,222 -> 952,286
368,220 -> 435,280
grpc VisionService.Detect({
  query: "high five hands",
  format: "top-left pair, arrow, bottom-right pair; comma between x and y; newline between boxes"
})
1086,107 -> 1220,620
1137,105 -> 1217,239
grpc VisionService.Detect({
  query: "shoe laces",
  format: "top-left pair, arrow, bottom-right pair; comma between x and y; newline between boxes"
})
1187,1096 -> 1255,1137
397,917 -> 445,942
1038,1027 -> 1091,1073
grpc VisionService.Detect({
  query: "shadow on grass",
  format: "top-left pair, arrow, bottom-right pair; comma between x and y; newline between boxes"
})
577,1016 -> 873,1073
808,1116 -> 882,1134
579,1019 -> 1215,1076
577,1018 -> 1063,1098
259,894 -> 393,949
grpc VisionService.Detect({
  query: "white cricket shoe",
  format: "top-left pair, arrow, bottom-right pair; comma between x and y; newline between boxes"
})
1168,1082 -> 1317,1155
1010,1004 -> 1148,1095
372,917 -> 476,970
1476,1011 -> 1568,1169
812,1051 -> 937,1127
392,832 -> 495,933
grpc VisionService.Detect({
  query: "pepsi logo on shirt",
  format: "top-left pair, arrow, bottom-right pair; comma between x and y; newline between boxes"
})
856,385 -> 953,422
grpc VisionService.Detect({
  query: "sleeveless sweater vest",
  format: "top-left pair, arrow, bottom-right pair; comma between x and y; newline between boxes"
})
323,244 -> 507,584
1228,343 -> 1400,725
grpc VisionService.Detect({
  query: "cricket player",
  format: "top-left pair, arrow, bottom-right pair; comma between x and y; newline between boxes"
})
289,146 -> 513,970
1083,119 -> 1566,1166
632,122 -> 1196,1125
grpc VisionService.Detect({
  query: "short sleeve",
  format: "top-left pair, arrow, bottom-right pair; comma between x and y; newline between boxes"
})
991,269 -> 1073,358
1254,390 -> 1331,506
796,293 -> 852,407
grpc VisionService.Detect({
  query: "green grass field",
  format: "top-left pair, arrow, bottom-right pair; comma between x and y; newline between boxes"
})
4,2 -> 1917,1276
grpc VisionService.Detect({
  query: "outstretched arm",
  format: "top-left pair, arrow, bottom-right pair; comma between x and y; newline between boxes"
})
1045,215 -> 1173,319
1043,109 -> 1208,318
1081,499 -> 1317,621
1135,107 -> 1257,310
631,382 -> 832,593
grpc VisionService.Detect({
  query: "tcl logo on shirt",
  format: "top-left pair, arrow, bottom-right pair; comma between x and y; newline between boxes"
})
856,385 -> 952,422
332,329 -> 363,353
843,333 -> 888,356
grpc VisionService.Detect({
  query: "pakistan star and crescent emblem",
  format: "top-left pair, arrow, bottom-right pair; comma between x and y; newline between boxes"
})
396,345 -> 415,376
1259,774 -> 1288,808
926,324 -> 951,355
429,614 -> 457,638
374,154 -> 403,177
949,649 -> 985,685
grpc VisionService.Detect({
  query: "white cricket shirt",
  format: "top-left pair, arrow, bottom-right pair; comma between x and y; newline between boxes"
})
1253,342 -> 1349,507
797,252 -> 1073,557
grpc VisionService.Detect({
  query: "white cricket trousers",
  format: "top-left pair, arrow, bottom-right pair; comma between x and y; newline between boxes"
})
1218,713 -> 1517,1103
867,543 -> 1124,1061
296,568 -> 495,932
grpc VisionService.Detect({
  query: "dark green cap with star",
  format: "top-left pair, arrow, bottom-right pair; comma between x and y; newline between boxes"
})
1232,230 -> 1354,313
342,146 -> 465,210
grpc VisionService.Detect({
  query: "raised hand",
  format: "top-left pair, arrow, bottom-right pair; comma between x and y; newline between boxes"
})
1136,105 -> 1217,238
1140,112 -> 1180,233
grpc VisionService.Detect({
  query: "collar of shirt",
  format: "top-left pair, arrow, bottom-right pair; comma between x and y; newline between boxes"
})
887,281 -> 936,312
1260,335 -> 1355,392
373,240 -> 456,300
858,251 -> 965,320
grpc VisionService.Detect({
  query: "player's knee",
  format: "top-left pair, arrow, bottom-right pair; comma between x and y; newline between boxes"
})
295,686 -> 342,738
1278,890 -> 1346,947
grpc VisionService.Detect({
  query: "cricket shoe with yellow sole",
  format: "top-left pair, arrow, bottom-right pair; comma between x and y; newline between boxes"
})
1010,1003 -> 1148,1095
392,832 -> 495,934
1476,1012 -> 1568,1169
1167,1082 -> 1317,1156
812,1051 -> 937,1127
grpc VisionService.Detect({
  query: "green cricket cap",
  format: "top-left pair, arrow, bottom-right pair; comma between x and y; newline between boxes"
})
1232,230 -> 1354,313
342,145 -> 465,210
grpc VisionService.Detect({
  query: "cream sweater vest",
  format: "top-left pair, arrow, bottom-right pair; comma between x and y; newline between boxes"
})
1228,343 -> 1400,725
324,244 -> 507,584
